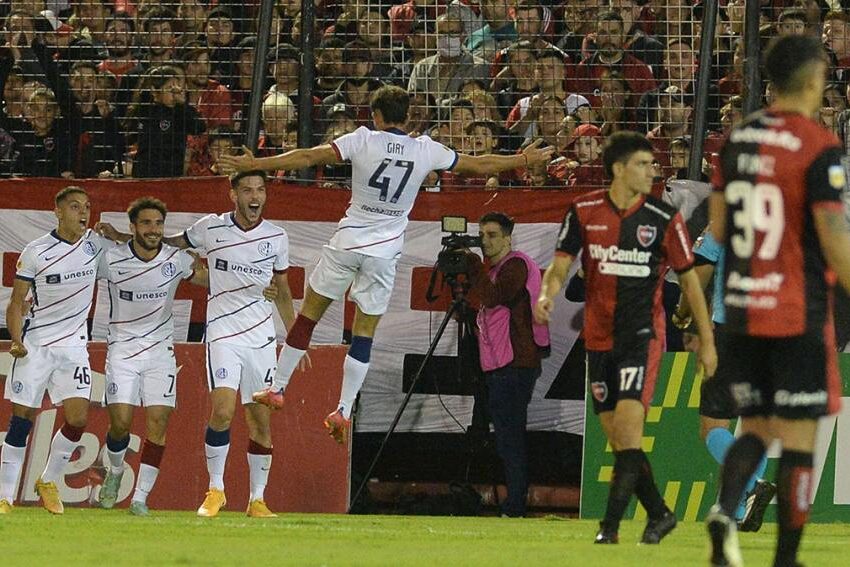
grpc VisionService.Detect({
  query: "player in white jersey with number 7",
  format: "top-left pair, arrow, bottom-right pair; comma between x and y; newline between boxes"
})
218,85 -> 554,443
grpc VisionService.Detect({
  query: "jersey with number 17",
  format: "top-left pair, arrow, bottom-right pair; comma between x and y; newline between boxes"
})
329,126 -> 459,259
713,109 -> 844,337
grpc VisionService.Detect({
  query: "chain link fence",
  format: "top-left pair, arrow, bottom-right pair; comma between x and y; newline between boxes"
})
0,1 -> 847,188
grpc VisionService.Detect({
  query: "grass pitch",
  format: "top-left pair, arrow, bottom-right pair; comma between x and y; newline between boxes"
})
1,509 -> 848,566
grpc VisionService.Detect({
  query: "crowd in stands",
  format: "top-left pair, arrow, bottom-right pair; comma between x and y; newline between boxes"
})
1,0 -> 849,188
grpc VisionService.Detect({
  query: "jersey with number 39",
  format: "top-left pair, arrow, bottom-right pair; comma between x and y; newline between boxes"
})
713,110 -> 843,337
99,242 -> 195,353
15,229 -> 105,348
329,126 -> 458,258
184,213 -> 288,348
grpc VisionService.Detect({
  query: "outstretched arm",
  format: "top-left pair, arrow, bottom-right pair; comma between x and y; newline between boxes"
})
453,139 -> 553,177
218,145 -> 340,174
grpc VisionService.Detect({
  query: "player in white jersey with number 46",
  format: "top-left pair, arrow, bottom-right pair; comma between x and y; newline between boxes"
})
0,187 -> 111,515
219,85 -> 554,443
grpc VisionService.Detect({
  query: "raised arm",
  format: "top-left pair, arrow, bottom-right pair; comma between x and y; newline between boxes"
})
453,139 -> 553,177
218,145 -> 340,175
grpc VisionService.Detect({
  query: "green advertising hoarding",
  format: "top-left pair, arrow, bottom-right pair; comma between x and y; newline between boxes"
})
580,352 -> 850,523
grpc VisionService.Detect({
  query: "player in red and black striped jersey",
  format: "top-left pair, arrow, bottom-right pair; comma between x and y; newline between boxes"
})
535,131 -> 717,545
706,35 -> 850,567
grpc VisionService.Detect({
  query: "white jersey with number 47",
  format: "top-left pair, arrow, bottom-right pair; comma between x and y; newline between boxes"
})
329,126 -> 458,258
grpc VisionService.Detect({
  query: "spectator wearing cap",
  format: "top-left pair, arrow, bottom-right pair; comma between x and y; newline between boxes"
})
776,8 -> 808,36
318,40 -> 384,136
33,9 -> 74,51
505,48 -> 568,142
567,11 -> 656,109
400,16 -> 438,79
388,0 -> 446,45
98,12 -> 138,79
325,102 -> 356,135
566,123 -> 605,188
314,37 -> 346,100
266,42 -> 299,99
205,6 -> 239,89
646,85 -> 691,176
33,38 -> 125,177
408,10 -> 489,106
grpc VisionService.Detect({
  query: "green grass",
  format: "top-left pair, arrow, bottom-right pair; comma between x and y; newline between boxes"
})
1,509 -> 848,566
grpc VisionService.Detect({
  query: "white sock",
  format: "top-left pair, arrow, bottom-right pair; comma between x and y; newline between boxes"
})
41,428 -> 80,483
0,443 -> 26,503
205,443 -> 229,491
247,452 -> 272,502
106,447 -> 127,475
338,356 -> 370,419
273,343 -> 306,391
132,463 -> 160,505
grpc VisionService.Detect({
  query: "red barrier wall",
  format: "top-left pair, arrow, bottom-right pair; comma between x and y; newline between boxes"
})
0,342 -> 351,513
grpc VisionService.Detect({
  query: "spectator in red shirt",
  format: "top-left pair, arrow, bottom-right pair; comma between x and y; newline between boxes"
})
181,42 -> 233,129
567,123 -> 606,188
646,86 -> 692,172
568,11 -> 657,109
98,12 -> 138,79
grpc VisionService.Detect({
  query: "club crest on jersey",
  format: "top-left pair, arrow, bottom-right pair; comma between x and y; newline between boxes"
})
591,381 -> 608,403
11,381 -> 23,394
83,241 -> 97,256
108,383 -> 119,395
637,225 -> 657,248
161,262 -> 176,277
159,120 -> 171,131
215,368 -> 228,380
828,165 -> 846,191
258,241 -> 272,256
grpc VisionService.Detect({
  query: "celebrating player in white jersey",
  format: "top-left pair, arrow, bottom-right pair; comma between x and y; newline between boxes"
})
0,187 -> 109,515
102,171 -> 299,518
218,85 -> 554,443
94,197 -> 209,516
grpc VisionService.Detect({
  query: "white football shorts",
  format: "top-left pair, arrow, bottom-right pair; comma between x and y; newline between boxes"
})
206,341 -> 277,404
4,340 -> 91,408
105,343 -> 178,408
309,245 -> 398,315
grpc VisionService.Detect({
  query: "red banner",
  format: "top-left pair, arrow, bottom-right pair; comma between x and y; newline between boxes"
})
0,342 -> 351,513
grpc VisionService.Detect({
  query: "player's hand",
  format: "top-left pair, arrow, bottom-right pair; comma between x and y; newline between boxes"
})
217,146 -> 256,175
534,296 -> 554,324
698,340 -> 718,379
671,307 -> 692,330
262,282 -> 278,302
522,139 -> 555,168
9,340 -> 27,358
95,222 -> 120,241
187,250 -> 206,271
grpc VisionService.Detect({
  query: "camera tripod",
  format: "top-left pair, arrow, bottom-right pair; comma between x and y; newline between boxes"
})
349,271 -> 483,512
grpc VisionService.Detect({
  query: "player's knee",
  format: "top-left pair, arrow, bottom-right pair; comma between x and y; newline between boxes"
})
147,413 -> 170,436
209,406 -> 234,429
109,423 -> 130,440
64,413 -> 87,429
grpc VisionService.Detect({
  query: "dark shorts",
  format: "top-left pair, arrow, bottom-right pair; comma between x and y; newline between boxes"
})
716,330 -> 842,420
586,336 -> 663,414
700,325 -> 736,420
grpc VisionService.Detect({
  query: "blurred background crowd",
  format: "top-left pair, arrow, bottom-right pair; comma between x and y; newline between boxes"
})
1,0 -> 849,189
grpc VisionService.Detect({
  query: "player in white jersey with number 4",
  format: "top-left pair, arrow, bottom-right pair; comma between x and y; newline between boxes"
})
0,187 -> 112,515
219,85 -> 554,443
102,172 -> 300,518
95,197 -> 210,516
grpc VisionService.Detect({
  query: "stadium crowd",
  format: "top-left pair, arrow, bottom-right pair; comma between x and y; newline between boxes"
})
0,0 -> 848,188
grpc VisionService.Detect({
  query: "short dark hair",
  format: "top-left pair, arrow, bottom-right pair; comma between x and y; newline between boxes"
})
370,85 -> 409,125
70,61 -> 99,76
602,131 -> 654,178
107,11 -> 135,33
598,11 -> 624,28
230,170 -> 268,188
127,197 -> 167,223
764,35 -> 828,95
535,47 -> 564,64
142,7 -> 176,33
466,120 -> 499,137
54,186 -> 88,206
479,212 -> 515,236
